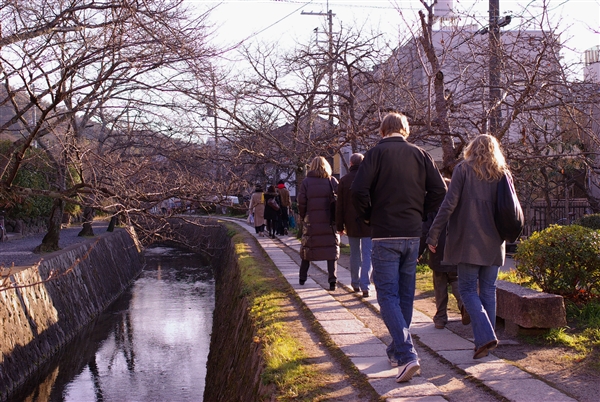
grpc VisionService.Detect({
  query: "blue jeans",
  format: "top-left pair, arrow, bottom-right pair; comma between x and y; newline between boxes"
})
372,238 -> 420,365
457,263 -> 499,349
348,236 -> 373,291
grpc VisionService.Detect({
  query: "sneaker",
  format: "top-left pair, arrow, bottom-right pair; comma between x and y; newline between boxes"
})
329,282 -> 336,291
460,305 -> 471,325
396,360 -> 420,383
362,290 -> 369,297
388,356 -> 398,367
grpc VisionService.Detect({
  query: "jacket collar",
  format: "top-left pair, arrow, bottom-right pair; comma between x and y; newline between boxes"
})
379,135 -> 408,144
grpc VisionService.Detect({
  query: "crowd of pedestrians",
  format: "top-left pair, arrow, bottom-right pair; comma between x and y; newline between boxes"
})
248,111 -> 513,384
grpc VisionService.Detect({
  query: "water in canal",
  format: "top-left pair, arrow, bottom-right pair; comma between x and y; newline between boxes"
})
13,246 -> 215,402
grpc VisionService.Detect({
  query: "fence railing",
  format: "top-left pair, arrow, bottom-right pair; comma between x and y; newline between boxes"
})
525,199 -> 592,237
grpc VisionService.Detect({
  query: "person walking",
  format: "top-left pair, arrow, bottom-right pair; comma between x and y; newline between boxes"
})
276,180 -> 291,235
264,185 -> 281,239
352,112 -> 447,383
426,134 -> 508,360
336,153 -> 373,297
248,184 -> 266,236
419,181 -> 470,329
298,156 -> 340,291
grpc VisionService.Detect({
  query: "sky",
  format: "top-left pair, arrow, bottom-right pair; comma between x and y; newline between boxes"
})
186,0 -> 600,68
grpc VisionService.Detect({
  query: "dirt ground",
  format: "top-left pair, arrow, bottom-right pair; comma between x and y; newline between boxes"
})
412,281 -> 600,402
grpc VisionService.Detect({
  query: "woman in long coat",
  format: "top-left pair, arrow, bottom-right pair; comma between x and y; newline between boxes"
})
426,134 -> 508,360
264,185 -> 281,239
298,156 -> 340,290
248,184 -> 266,236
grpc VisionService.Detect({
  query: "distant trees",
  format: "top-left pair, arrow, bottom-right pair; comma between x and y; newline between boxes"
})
213,0 -> 600,234
0,0 -> 218,250
2,0 -> 599,253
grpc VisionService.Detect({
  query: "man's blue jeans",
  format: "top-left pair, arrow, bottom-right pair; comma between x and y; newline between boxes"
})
372,238 -> 419,365
348,236 -> 372,291
457,263 -> 499,349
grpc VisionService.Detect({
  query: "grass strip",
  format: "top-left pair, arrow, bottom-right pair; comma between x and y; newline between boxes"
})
228,223 -> 331,401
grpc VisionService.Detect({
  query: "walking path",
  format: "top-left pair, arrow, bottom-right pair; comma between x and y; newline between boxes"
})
230,218 -> 576,402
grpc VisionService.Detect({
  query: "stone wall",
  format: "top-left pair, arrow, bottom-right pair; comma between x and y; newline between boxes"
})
0,228 -> 143,400
132,217 -> 270,401
174,219 -> 271,402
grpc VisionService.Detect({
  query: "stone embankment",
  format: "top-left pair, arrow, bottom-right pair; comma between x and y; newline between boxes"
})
0,228 -> 144,400
1,218 -> 274,402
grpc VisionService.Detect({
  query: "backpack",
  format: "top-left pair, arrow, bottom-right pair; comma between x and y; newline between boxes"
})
494,172 -> 524,243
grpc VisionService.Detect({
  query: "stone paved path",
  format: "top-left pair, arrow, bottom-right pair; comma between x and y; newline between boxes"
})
231,218 -> 576,402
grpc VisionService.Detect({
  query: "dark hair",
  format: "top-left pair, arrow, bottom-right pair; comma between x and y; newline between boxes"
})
267,185 -> 276,193
350,153 -> 363,166
277,179 -> 285,185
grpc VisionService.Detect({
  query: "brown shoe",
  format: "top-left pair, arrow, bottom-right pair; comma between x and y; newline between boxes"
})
460,305 -> 471,325
362,290 -> 369,297
473,340 -> 498,359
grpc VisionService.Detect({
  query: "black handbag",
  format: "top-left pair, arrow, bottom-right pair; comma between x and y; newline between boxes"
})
494,172 -> 524,243
328,178 -> 337,225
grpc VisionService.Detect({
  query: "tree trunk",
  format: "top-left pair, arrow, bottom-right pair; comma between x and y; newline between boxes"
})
34,198 -> 64,253
107,214 -> 120,232
418,9 -> 457,175
78,206 -> 95,237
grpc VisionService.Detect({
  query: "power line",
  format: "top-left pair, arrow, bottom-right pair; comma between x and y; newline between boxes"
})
215,0 -> 315,53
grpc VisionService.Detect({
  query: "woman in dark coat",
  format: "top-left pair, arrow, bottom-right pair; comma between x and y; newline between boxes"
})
264,185 -> 281,239
298,156 -> 340,290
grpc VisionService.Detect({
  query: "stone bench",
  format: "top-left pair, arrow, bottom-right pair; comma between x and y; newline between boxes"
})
496,279 -> 567,336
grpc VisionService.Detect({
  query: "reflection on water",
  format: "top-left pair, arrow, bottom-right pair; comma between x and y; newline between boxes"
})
15,246 -> 214,402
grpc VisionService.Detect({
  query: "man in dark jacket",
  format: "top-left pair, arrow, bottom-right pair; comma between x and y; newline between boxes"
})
276,180 -> 291,235
336,153 -> 372,297
351,112 -> 446,383
419,206 -> 469,329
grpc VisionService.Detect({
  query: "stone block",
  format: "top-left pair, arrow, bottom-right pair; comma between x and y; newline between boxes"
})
496,280 -> 566,329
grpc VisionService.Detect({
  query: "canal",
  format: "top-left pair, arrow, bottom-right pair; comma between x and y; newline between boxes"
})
13,246 -> 215,402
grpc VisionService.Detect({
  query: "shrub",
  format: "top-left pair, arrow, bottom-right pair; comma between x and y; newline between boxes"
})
514,224 -> 600,300
576,214 -> 600,230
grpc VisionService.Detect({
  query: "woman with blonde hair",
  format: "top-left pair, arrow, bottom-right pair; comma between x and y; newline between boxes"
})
297,156 -> 340,290
426,134 -> 509,359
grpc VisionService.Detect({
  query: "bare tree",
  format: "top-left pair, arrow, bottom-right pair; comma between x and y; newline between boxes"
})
0,0 -> 218,251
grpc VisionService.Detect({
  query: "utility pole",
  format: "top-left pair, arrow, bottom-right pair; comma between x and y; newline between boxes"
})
489,0 -> 501,136
301,6 -> 335,127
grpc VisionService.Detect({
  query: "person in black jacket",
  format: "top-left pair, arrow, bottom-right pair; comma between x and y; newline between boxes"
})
336,153 -> 372,297
264,185 -> 281,239
418,178 -> 470,330
351,112 -> 446,383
